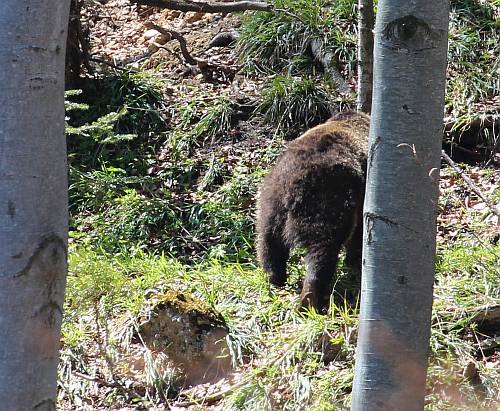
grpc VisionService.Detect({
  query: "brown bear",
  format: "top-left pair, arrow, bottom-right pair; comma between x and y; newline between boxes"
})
256,111 -> 370,312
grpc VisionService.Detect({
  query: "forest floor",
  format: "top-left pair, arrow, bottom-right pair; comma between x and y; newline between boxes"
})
59,1 -> 499,410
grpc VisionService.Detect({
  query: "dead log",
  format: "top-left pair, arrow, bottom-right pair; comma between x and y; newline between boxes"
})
469,305 -> 500,331
132,0 -> 273,13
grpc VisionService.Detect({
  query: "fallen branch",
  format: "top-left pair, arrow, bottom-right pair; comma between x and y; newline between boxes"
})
469,304 -> 500,327
441,150 -> 500,219
144,22 -> 199,65
145,22 -> 239,83
310,39 -> 354,96
132,0 -> 273,13
437,305 -> 500,332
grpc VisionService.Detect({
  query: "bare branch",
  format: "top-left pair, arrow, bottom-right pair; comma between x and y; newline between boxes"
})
144,22 -> 239,83
144,22 -> 199,65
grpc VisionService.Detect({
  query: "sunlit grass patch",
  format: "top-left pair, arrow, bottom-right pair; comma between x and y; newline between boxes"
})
428,240 -> 500,409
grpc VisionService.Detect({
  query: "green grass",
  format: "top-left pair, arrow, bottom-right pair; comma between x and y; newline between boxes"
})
59,235 -> 499,409
59,246 -> 358,409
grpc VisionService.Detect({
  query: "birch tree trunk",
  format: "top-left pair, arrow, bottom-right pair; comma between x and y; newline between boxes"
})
351,1 -> 450,410
0,1 -> 70,409
357,0 -> 374,113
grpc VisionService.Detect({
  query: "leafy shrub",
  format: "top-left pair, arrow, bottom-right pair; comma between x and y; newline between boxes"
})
75,70 -> 169,136
237,0 -> 357,132
446,1 -> 499,118
257,75 -> 335,135
74,189 -> 175,252
237,0 -> 357,76
66,70 -> 168,174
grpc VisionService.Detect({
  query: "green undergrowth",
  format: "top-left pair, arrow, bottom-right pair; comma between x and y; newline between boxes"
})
65,75 -> 284,261
59,236 -> 499,409
65,0 -> 499,260
447,0 -> 499,119
236,0 -> 499,144
237,0 -> 358,133
60,1 -> 499,408
237,0 -> 357,76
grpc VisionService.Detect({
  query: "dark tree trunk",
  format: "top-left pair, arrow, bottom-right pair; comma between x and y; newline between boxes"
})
66,0 -> 92,89
351,1 -> 450,410
356,0 -> 374,113
0,1 -> 70,409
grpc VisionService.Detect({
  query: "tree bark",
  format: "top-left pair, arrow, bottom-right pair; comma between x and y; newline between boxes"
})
132,0 -> 273,13
0,1 -> 70,409
351,2 -> 450,410
356,0 -> 374,113
66,0 -> 93,88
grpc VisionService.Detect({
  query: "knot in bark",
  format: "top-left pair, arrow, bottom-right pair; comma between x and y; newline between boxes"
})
382,15 -> 439,52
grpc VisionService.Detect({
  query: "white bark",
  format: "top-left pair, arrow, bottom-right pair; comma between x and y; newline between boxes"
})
351,1 -> 450,410
0,1 -> 70,409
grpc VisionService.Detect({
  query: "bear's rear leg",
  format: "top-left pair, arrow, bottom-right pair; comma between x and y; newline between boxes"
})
300,243 -> 341,312
258,230 -> 290,287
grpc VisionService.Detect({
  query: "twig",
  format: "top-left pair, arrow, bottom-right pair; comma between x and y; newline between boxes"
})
73,372 -> 120,388
175,376 -> 252,407
441,150 -> 500,219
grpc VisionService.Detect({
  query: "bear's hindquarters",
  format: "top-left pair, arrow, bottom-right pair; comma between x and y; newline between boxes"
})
286,165 -> 364,311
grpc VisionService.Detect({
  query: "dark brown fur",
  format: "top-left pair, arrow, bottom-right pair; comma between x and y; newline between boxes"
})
256,111 -> 370,312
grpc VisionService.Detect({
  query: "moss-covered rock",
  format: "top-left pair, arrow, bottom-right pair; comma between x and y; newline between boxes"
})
137,290 -> 231,385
